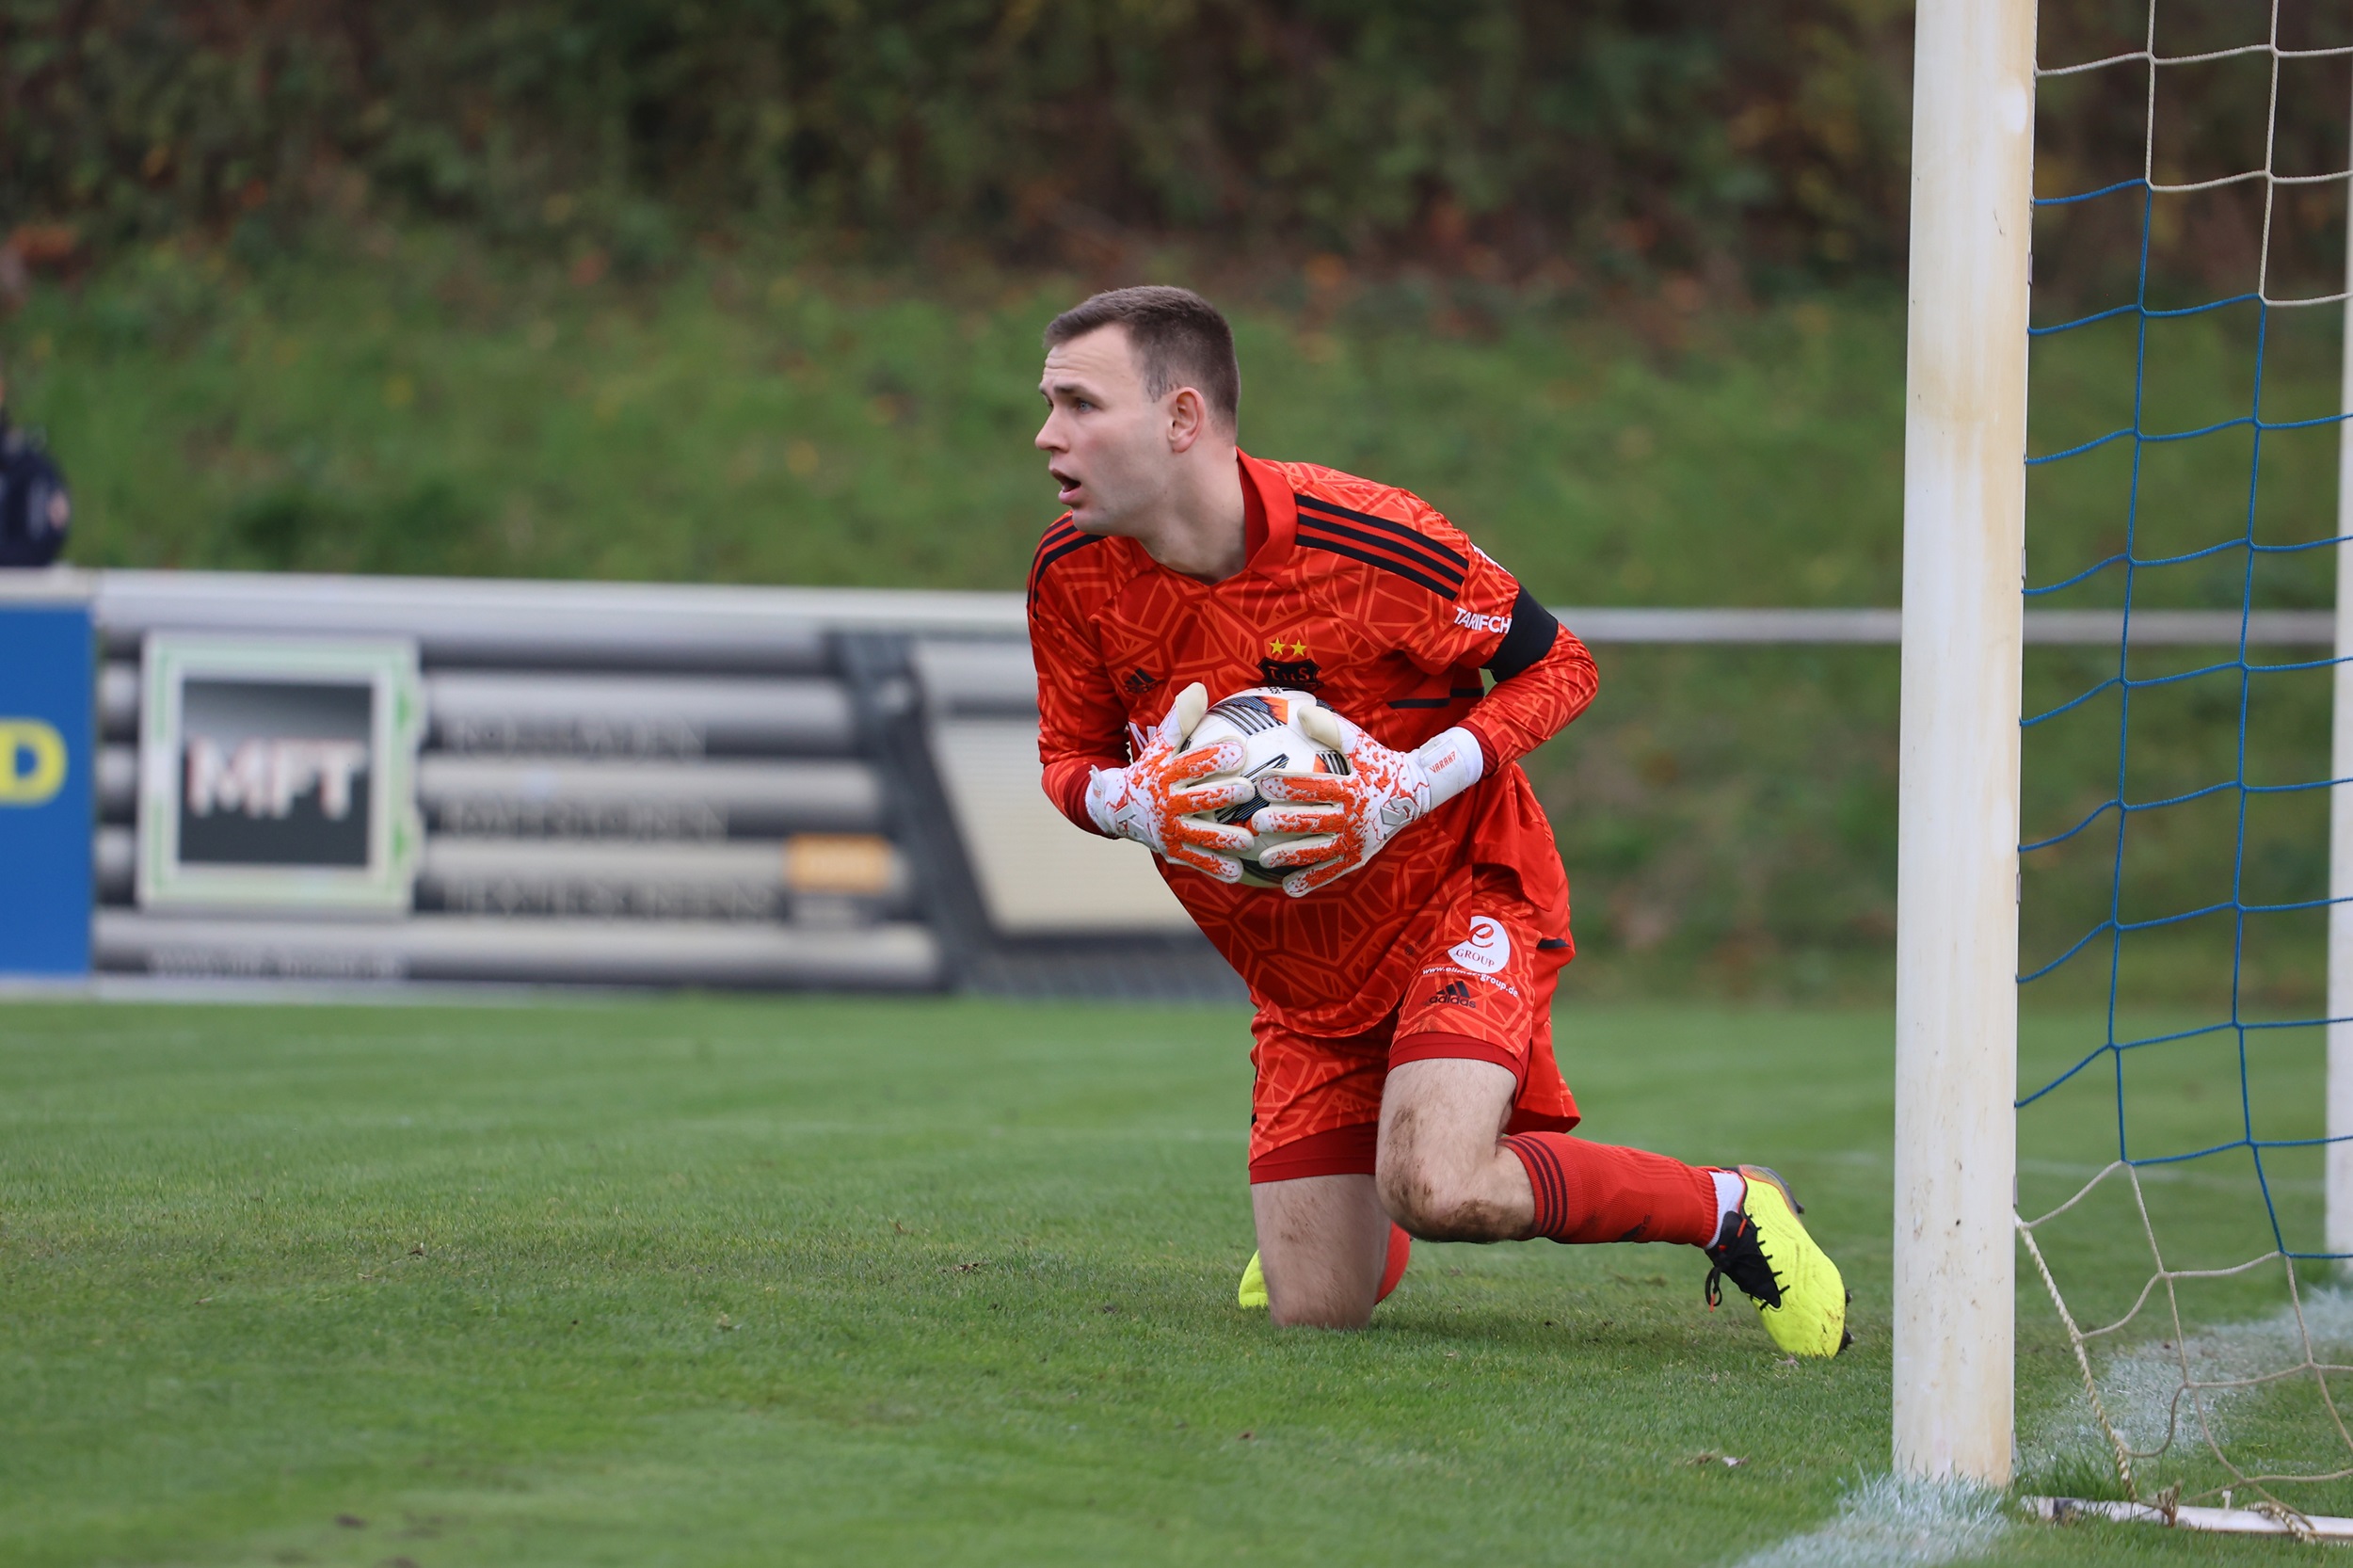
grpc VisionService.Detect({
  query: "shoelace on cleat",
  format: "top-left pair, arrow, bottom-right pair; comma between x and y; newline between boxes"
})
1701,1214 -> 1785,1311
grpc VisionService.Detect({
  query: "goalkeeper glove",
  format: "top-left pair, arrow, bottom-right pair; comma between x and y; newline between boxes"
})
1249,708 -> 1484,897
1083,681 -> 1258,882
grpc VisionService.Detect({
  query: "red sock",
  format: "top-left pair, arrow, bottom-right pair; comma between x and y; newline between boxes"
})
1375,1223 -> 1412,1304
1502,1132 -> 1718,1247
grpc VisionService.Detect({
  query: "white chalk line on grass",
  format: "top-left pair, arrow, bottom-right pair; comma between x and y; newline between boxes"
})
2022,1287 -> 2353,1479
1729,1290 -> 2353,1568
1731,1475 -> 2009,1568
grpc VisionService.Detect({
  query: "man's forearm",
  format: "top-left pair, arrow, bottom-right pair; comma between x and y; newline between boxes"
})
1459,622 -> 1598,772
1042,753 -> 1116,834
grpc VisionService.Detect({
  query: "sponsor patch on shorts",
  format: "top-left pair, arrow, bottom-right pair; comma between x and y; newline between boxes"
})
1449,915 -> 1512,974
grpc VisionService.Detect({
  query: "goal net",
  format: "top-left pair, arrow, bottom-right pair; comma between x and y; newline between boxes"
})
2012,0 -> 2353,1522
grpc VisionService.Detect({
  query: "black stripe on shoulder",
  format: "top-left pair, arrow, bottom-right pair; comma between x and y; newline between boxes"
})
1293,512 -> 1466,588
1536,937 -> 1570,951
1032,530 -> 1102,573
1027,524 -> 1104,600
1295,529 -> 1460,600
1294,492 -> 1470,572
1292,508 -> 1468,595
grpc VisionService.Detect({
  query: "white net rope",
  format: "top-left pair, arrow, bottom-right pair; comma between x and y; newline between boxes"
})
2019,0 -> 2353,1520
2018,1168 -> 2353,1515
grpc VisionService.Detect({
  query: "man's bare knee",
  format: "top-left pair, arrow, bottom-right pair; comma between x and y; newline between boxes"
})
1260,1252 -> 1377,1329
1250,1171 -> 1386,1331
1375,1056 -> 1527,1241
1378,1154 -> 1515,1242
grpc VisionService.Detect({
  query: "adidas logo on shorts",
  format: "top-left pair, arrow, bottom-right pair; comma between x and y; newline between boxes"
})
1428,979 -> 1478,1009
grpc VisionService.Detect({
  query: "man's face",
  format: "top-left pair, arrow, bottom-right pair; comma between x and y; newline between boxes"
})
1034,326 -> 1173,535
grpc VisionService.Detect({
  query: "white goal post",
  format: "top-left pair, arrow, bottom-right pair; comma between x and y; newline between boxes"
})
1893,0 -> 2036,1484
2329,57 -> 2353,1271
1900,2 -> 2353,1493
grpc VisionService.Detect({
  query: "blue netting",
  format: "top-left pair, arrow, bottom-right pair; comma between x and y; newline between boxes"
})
2016,104 -> 2349,1264
2005,14 -> 2353,1510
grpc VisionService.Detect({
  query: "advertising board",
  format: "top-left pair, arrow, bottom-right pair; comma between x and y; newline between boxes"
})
0,595 -> 93,974
136,634 -> 423,913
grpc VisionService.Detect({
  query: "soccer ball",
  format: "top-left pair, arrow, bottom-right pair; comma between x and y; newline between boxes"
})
1184,687 -> 1349,887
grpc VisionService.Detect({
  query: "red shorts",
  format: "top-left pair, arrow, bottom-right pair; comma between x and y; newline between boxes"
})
1246,900 -> 1581,1183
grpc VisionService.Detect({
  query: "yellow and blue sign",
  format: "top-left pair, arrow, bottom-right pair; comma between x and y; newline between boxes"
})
0,602 -> 91,974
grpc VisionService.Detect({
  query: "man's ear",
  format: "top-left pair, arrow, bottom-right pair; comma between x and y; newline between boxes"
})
1165,385 -> 1209,454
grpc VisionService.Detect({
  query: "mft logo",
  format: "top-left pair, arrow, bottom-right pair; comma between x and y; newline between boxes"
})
0,718 -> 66,806
186,738 -> 368,820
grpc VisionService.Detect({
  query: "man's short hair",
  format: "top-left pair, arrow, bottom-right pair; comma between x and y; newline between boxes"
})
1044,286 -> 1240,428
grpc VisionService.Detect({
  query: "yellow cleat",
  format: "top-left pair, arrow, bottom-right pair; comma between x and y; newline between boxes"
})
1703,1165 -> 1850,1357
1238,1250 -> 1268,1310
1237,1228 -> 1407,1314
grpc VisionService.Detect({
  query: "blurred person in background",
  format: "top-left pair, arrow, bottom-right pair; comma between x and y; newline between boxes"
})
0,356 -> 72,567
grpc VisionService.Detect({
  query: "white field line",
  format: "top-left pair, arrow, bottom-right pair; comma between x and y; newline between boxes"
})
1731,1475 -> 2010,1568
2023,1288 -> 2353,1474
1731,1291 -> 2353,1567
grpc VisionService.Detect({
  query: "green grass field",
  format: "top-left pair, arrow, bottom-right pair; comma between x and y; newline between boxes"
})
4,993 -> 2344,1566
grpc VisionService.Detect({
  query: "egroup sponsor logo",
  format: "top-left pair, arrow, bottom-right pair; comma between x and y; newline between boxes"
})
1449,914 -> 1513,975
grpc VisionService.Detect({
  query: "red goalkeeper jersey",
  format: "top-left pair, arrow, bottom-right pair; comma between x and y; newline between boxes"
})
1028,452 -> 1598,1037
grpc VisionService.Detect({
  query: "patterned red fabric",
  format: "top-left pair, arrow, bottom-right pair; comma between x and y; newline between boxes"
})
1458,615 -> 1593,776
1244,889 -> 1579,1175
1029,451 -> 1598,1041
1245,1120 -> 1382,1181
1386,1030 -> 1522,1075
1502,1132 -> 1718,1247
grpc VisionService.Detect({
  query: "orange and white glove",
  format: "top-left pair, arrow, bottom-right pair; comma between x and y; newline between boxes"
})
1083,682 -> 1258,883
1248,708 -> 1484,897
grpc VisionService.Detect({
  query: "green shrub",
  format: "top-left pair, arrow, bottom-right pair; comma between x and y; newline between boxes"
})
4,1 -> 1916,279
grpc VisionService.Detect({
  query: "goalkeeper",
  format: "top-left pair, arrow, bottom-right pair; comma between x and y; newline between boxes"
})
1027,286 -> 1847,1355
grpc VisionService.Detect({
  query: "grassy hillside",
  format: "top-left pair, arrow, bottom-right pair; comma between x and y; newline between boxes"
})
7,232 -> 1916,603
2,232 -> 2332,1001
